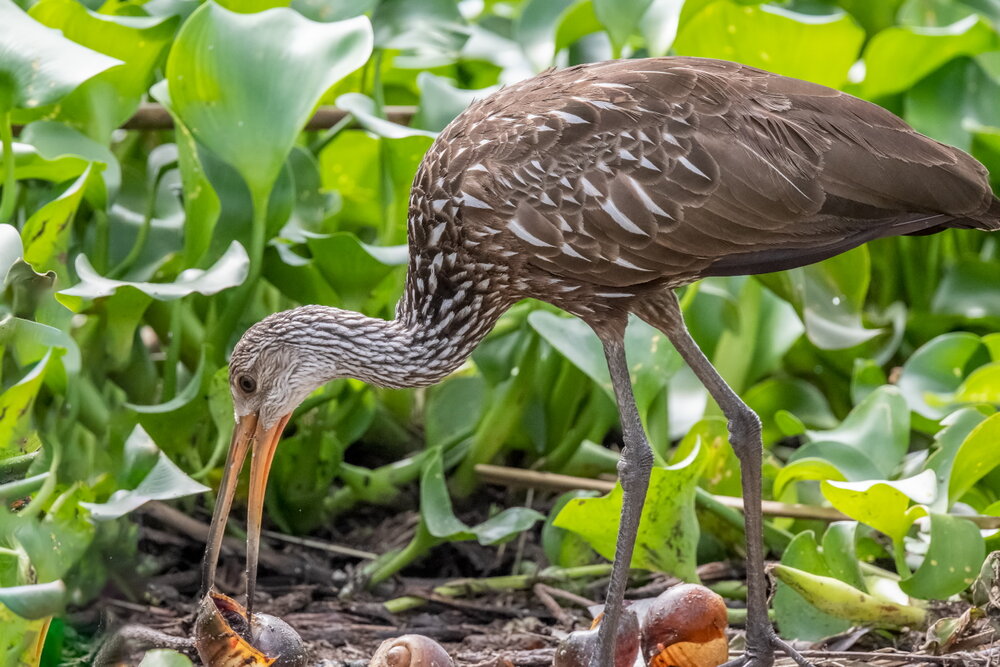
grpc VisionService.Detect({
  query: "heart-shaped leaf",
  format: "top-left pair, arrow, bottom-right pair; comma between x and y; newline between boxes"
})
822,470 -> 937,542
163,3 -> 372,195
900,513 -> 984,599
0,580 -> 66,620
59,241 -> 248,302
0,2 -> 121,114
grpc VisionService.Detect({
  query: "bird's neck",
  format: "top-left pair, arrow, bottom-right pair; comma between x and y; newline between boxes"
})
323,287 -> 509,389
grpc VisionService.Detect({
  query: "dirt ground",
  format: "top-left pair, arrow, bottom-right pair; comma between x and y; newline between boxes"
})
79,491 -> 1000,666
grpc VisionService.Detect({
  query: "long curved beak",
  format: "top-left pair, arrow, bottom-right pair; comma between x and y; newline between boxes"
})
201,411 -> 292,618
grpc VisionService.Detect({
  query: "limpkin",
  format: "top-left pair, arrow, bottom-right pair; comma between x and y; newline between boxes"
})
201,57 -> 1000,667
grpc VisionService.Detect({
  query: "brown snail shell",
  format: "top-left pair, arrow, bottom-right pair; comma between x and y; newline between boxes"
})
369,634 -> 454,666
642,584 -> 728,667
194,591 -> 306,667
554,607 -> 640,667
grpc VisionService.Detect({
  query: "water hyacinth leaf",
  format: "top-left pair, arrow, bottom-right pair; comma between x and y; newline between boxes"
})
2,318 -> 80,374
164,3 -> 372,194
81,431 -> 209,520
59,241 -> 248,302
772,457 -> 846,501
641,0 -> 685,56
900,513 -> 984,599
821,470 -> 937,542
307,233 -> 407,311
673,2 -> 864,88
772,565 -> 926,629
745,378 -> 837,445
804,386 -> 909,477
516,0 -> 579,71
897,333 -> 985,419
593,0 -> 653,51
413,73 -> 497,133
773,531 -> 851,641
671,417 -> 739,496
216,0 -> 290,12
863,15 -> 999,99
953,363 -> 1000,404
27,0 -> 178,139
553,1 -> 604,55
21,165 -> 99,273
0,2 -> 121,114
424,375 -> 487,448
0,143 -> 89,184
821,521 -> 866,592
0,224 -> 22,280
0,352 -> 49,455
758,246 -> 879,350
542,490 -> 599,568
851,358 -> 887,405
924,407 -> 990,511
138,651 -> 194,667
554,445 -> 704,577
420,448 -> 542,544
18,121 -> 117,204
790,440 -> 884,481
948,412 -> 1000,505
372,0 -> 469,68
292,0 -> 377,22
0,580 -> 66,620
336,93 -> 437,139
932,259 -> 1000,319
127,355 -> 205,414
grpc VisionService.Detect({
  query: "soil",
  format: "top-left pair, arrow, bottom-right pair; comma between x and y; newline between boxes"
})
77,489 -> 1000,666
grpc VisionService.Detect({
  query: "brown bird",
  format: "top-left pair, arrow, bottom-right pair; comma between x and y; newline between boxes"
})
201,57 -> 999,667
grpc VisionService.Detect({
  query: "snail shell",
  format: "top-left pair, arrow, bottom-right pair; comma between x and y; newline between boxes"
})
643,584 -> 729,667
194,591 -> 306,667
554,607 -> 640,667
369,634 -> 454,667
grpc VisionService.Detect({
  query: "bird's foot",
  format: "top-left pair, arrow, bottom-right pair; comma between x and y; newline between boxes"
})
720,627 -> 813,667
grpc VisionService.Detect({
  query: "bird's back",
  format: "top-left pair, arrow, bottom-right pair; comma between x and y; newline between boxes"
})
405,57 -> 999,309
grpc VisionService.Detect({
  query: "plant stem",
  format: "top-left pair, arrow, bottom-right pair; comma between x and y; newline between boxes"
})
19,445 -> 62,521
365,520 -> 440,586
0,111 -> 15,224
213,187 -> 269,361
161,299 -> 183,400
109,171 -> 161,279
892,537 -> 912,578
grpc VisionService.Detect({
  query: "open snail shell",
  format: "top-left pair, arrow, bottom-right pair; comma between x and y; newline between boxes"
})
194,591 -> 306,667
369,634 -> 454,666
642,584 -> 729,667
554,607 -> 640,667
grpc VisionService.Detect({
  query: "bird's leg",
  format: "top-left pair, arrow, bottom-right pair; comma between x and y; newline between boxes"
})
592,333 -> 654,667
645,292 -> 811,667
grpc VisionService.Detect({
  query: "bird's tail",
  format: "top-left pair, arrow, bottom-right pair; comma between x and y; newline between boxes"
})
981,197 -> 1000,230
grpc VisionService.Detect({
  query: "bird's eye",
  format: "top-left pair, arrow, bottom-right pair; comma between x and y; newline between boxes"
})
237,375 -> 257,394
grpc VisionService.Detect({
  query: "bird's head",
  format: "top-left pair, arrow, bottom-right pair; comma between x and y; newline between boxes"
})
201,309 -> 340,602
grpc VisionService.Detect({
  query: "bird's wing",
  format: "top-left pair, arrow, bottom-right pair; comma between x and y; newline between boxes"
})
446,58 -> 994,288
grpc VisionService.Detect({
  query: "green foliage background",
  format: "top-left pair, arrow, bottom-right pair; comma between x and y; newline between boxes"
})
3,0 -> 1000,660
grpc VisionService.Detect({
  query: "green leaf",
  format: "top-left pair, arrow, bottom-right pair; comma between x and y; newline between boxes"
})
0,581 -> 65,620
897,333 -> 985,419
640,0 -> 685,56
745,378 -> 837,446
542,490 -> 599,567
81,428 -> 209,520
424,376 -> 486,448
759,246 -> 879,351
138,650 -> 194,667
821,522 -> 866,592
932,259 -> 1000,320
773,457 -> 846,501
336,93 -> 436,139
948,412 -> 1000,504
822,470 -> 936,542
673,2 -> 864,88
372,0 -> 469,69
0,1 -> 121,114
900,513 -> 984,599
163,3 -> 372,194
861,15 -> 999,99
593,0 -> 653,51
420,448 -> 542,544
0,352 -> 49,456
59,241 -> 248,302
21,165 -> 99,273
553,445 -> 704,577
924,407 -> 990,511
307,233 -> 407,311
28,0 -> 178,140
772,564 -> 926,629
413,73 -> 497,133
0,142 -> 89,184
18,121 -> 118,204
516,0 -> 580,71
805,386 -> 909,477
773,531 -> 851,640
